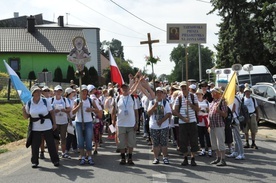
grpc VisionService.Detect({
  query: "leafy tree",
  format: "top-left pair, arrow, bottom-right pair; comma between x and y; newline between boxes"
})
209,0 -> 276,73
66,65 -> 75,83
28,71 -> 36,80
88,67 -> 99,86
169,44 -> 214,83
101,39 -> 125,60
53,66 -> 63,82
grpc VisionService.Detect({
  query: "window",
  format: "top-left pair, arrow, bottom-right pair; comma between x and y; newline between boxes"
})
266,87 -> 275,98
253,86 -> 267,97
9,58 -> 20,72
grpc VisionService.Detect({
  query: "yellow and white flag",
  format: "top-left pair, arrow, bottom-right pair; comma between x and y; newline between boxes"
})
222,72 -> 237,105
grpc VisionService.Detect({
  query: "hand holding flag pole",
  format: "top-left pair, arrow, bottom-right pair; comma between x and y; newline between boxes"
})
3,60 -> 31,105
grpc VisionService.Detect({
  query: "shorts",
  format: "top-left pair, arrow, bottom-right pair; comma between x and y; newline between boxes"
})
244,114 -> 258,134
150,127 -> 169,147
210,127 -> 226,151
56,124 -> 67,145
117,126 -> 136,149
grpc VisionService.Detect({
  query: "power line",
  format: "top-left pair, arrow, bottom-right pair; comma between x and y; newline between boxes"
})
75,0 -> 145,36
69,14 -> 144,40
109,0 -> 166,32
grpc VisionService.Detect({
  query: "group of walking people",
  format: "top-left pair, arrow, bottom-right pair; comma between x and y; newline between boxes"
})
22,71 -> 259,168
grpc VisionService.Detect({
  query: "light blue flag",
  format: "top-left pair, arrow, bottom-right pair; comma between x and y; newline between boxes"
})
3,60 -> 31,104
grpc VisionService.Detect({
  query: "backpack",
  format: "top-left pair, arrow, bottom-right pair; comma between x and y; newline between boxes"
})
235,96 -> 250,128
177,93 -> 198,123
219,100 -> 233,126
28,98 -> 47,109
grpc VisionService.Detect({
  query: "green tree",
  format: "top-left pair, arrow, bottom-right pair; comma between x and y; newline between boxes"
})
66,65 -> 75,83
89,67 -> 99,86
53,67 -> 63,82
209,0 -> 276,73
169,44 -> 214,83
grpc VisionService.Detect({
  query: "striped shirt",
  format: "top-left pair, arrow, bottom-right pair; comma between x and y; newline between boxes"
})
208,98 -> 227,128
174,93 -> 198,124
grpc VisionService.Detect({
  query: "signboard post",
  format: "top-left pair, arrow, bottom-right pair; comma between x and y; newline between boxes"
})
167,23 -> 207,82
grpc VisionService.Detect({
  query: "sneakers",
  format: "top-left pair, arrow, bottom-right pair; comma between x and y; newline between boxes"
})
244,142 -> 250,148
227,152 -> 238,158
93,150 -> 98,155
62,153 -> 71,159
54,161 -> 60,167
190,158 -> 197,166
251,144 -> 258,149
208,150 -> 212,157
32,163 -> 38,168
163,158 -> 169,164
152,158 -> 159,164
199,150 -> 206,156
210,159 -> 220,164
88,158 -> 95,165
235,154 -> 245,160
216,159 -> 227,166
181,158 -> 188,166
40,152 -> 45,159
80,158 -> 86,165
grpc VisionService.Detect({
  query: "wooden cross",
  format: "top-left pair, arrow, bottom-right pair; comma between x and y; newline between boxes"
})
140,33 -> 159,89
140,33 -> 159,58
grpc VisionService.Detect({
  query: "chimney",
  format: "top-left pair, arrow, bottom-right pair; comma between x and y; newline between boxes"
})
58,16 -> 64,27
27,15 -> 36,33
14,12 -> 19,18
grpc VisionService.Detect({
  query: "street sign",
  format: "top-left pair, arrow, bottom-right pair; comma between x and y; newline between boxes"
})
167,23 -> 207,44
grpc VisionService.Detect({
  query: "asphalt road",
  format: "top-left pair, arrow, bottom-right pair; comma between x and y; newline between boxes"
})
0,124 -> 276,183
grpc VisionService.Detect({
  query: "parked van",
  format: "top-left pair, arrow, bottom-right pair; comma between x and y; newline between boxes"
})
216,65 -> 274,87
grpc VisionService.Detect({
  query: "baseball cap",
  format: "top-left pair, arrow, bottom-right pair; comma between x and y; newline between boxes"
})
87,84 -> 95,92
54,85 -> 63,91
196,89 -> 204,94
81,85 -> 88,91
65,87 -> 74,94
156,87 -> 163,92
31,85 -> 41,95
211,87 -> 223,94
189,84 -> 197,90
244,87 -> 252,93
179,81 -> 187,87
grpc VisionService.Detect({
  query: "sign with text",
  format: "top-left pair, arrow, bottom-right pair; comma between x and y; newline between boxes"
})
167,23 -> 207,44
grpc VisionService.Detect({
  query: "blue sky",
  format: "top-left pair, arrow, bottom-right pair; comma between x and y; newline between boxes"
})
0,0 -> 220,77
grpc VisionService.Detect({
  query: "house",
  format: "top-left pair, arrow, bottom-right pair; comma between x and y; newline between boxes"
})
0,13 -> 107,84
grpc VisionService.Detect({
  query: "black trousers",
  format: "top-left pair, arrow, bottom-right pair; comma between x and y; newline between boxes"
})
197,126 -> 211,148
66,133 -> 77,151
31,130 -> 59,165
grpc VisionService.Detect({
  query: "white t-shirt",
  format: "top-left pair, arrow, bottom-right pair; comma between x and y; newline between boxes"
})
25,97 -> 53,131
52,97 -> 70,125
173,93 -> 198,124
74,98 -> 93,123
116,95 -> 138,127
148,99 -> 172,129
243,97 -> 258,113
197,100 -> 209,127
232,96 -> 241,118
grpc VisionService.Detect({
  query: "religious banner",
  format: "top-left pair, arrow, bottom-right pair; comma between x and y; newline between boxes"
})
167,23 -> 207,44
67,36 -> 91,72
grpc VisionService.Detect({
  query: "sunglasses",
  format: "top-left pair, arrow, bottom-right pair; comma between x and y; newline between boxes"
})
43,90 -> 50,92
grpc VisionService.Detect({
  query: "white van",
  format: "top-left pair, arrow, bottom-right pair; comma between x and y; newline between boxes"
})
216,65 -> 274,86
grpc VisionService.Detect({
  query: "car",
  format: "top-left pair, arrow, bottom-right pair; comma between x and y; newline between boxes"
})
251,82 -> 276,124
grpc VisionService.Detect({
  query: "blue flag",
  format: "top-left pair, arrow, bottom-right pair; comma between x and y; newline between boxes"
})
3,60 -> 31,104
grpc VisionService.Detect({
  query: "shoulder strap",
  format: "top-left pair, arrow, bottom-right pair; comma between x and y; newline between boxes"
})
190,93 -> 195,104
130,94 -> 135,102
42,98 -> 47,107
179,96 -> 182,111
163,99 -> 167,107
235,96 -> 241,103
88,97 -> 93,107
51,97 -> 54,104
28,100 -> 31,109
252,97 -> 256,108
